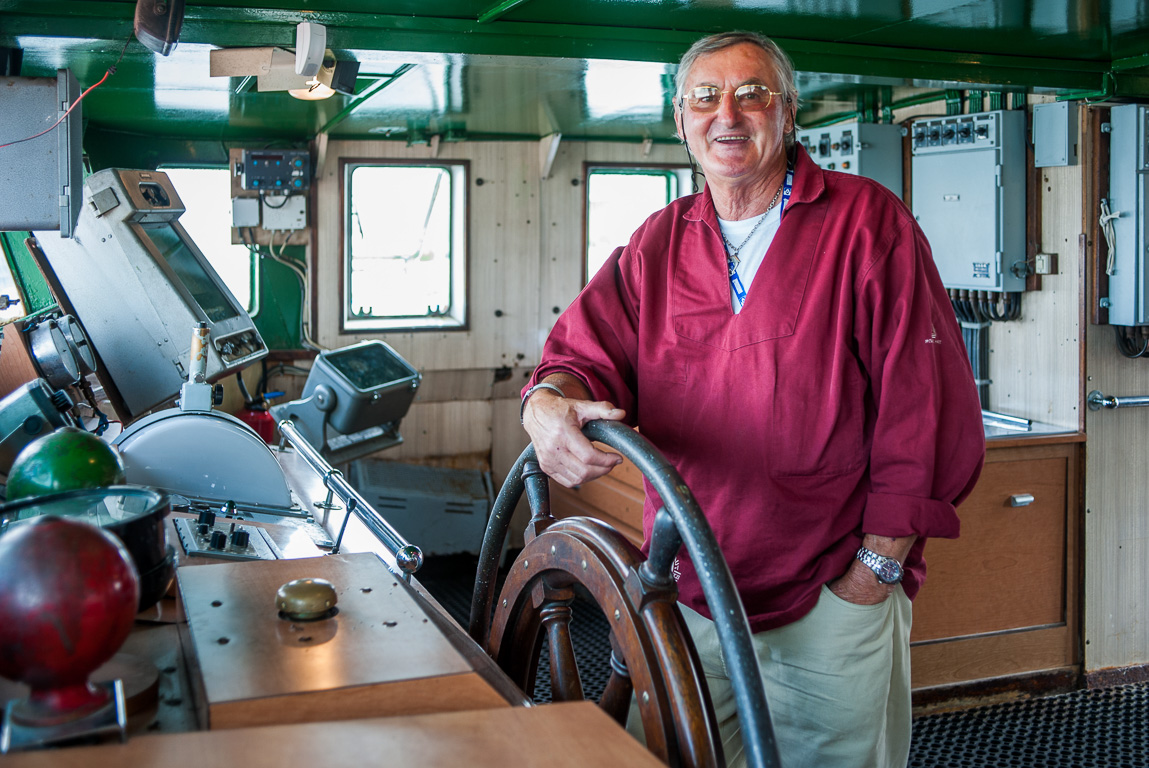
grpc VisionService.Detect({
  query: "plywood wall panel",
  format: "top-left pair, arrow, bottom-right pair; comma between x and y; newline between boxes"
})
314,140 -> 691,491
387,400 -> 492,461
986,99 -> 1083,430
1078,101 -> 1149,673
315,141 -> 540,372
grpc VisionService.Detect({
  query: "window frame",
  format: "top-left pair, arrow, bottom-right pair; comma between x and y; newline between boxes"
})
583,162 -> 693,285
340,158 -> 470,333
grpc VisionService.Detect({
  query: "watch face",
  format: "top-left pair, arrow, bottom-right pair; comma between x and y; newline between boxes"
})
876,558 -> 902,584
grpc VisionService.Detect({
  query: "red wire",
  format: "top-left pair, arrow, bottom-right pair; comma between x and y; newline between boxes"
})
0,67 -> 112,150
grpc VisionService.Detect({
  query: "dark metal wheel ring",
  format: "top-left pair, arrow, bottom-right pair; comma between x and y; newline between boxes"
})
488,517 -> 721,768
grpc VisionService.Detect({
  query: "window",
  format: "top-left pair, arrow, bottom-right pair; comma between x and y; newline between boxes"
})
585,166 -> 693,282
161,168 -> 256,313
343,161 -> 467,331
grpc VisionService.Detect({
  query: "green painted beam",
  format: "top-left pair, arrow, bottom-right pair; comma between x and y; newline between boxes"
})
1112,53 -> 1149,72
0,232 -> 54,315
317,64 -> 416,136
0,2 -> 1116,94
477,0 -> 535,25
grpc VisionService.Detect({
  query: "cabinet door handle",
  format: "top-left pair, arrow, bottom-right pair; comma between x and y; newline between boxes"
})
1009,493 -> 1035,507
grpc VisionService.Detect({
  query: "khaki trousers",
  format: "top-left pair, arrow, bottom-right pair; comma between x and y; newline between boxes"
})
629,584 -> 913,768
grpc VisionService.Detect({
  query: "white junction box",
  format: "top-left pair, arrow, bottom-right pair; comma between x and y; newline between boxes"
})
797,122 -> 904,197
1106,104 -> 1149,326
911,109 -> 1027,292
260,193 -> 307,231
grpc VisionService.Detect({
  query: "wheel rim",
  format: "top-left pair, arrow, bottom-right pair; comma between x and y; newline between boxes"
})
487,517 -> 720,768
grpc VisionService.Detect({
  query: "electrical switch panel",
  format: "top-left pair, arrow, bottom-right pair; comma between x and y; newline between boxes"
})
239,148 -> 310,191
911,110 -> 1027,292
1105,104 -> 1149,326
797,123 -> 903,197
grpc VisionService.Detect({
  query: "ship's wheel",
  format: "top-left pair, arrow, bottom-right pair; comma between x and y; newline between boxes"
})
469,420 -> 779,768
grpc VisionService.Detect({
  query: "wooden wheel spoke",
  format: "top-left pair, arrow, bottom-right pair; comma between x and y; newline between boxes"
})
485,518 -> 721,768
540,600 -> 583,701
599,644 -> 633,726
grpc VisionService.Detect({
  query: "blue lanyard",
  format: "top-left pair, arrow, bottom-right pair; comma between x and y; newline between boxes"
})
727,167 -> 794,310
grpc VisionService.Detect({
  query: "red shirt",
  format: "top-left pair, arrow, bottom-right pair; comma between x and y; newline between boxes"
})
531,147 -> 985,631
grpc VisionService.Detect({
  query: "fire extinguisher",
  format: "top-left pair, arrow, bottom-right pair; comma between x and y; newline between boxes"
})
235,372 -> 276,444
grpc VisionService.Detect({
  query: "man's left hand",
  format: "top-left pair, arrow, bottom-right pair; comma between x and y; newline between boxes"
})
828,533 -> 917,606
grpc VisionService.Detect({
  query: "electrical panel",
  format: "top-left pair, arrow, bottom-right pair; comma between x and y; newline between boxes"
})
260,194 -> 307,231
231,196 -> 260,228
911,110 -> 1027,292
0,70 -> 83,237
1106,104 -> 1149,326
797,123 -> 904,197
239,148 -> 310,191
1032,101 -> 1077,167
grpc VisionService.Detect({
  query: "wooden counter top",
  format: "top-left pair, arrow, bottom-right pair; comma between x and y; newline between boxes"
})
177,552 -> 511,729
2,701 -> 662,768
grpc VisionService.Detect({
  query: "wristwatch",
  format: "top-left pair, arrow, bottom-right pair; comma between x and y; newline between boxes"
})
855,547 -> 904,585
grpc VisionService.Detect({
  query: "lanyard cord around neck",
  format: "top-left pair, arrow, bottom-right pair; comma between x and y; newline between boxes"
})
725,166 -> 795,309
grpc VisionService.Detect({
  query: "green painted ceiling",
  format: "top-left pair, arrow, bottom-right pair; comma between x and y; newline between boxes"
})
1,0 -> 1148,154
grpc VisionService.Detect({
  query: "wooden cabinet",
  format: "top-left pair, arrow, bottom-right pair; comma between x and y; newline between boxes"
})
551,438 -> 1083,693
909,439 -> 1082,690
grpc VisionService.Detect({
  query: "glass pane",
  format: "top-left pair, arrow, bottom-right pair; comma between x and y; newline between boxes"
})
347,166 -> 453,319
144,223 -> 240,323
163,168 -> 254,311
586,172 -> 674,281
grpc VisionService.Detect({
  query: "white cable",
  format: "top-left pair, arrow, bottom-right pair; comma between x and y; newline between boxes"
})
1100,198 -> 1120,276
267,229 -> 324,352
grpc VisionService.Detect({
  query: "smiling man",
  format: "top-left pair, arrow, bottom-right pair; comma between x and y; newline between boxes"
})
521,31 -> 985,768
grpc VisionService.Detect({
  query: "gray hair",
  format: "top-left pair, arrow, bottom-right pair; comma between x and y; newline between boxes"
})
673,31 -> 800,147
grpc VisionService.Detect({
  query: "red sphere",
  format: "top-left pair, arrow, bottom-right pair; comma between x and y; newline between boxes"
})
0,516 -> 140,721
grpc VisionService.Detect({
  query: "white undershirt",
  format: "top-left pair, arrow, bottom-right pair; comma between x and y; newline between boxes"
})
717,204 -> 783,313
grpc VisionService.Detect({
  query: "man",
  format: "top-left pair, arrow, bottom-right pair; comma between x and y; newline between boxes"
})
520,31 -> 984,768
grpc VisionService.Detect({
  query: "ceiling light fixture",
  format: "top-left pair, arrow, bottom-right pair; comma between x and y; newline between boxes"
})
288,77 -> 336,101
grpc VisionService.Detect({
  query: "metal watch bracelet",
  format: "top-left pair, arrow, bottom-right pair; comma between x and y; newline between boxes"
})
520,382 -> 566,424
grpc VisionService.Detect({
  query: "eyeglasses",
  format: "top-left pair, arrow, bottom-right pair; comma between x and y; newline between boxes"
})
681,84 -> 784,113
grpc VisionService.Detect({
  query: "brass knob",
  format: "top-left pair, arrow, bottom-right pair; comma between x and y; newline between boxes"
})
276,577 -> 338,620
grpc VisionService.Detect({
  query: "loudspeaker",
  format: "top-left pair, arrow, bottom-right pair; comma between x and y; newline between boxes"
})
295,21 -> 326,77
325,60 -> 360,96
133,0 -> 185,56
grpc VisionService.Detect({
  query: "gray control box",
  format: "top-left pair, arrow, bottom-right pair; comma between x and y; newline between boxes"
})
1033,101 -> 1078,167
911,110 -> 1027,292
0,71 -> 82,237
1106,104 -> 1149,326
797,122 -> 904,197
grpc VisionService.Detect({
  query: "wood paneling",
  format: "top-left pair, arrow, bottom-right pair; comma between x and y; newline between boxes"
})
1081,102 -> 1149,673
315,141 -> 541,370
987,101 -> 1083,430
307,139 -> 689,541
0,326 -> 40,400
387,400 -> 493,461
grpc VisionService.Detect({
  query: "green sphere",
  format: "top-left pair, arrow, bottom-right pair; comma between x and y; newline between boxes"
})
5,427 -> 127,502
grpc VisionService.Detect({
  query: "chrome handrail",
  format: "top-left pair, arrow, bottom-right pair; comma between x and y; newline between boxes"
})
278,419 -> 422,581
1087,390 -> 1149,411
